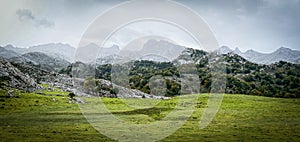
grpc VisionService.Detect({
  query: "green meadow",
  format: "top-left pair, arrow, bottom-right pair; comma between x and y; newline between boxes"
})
0,89 -> 299,141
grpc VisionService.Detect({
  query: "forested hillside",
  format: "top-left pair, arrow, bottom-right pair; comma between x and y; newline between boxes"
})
60,48 -> 300,98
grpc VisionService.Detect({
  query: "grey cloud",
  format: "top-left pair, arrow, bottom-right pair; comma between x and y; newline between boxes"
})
235,0 -> 267,14
16,9 -> 54,28
16,9 -> 35,20
177,0 -> 266,14
176,0 -> 300,51
37,19 -> 55,28
4,0 -> 299,51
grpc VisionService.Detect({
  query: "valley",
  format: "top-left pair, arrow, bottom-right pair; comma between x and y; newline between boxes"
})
0,40 -> 299,141
1,1 -> 299,141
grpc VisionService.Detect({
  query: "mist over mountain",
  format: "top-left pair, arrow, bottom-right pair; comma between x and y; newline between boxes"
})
9,52 -> 70,72
3,40 -> 299,65
216,46 -> 300,64
94,39 -> 185,64
140,39 -> 186,61
4,43 -> 76,62
0,47 -> 21,59
1,44 -> 70,72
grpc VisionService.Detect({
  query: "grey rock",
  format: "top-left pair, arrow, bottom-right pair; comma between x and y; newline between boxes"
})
0,57 -> 40,91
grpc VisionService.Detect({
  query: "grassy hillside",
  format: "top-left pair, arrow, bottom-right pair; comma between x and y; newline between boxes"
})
0,90 -> 299,141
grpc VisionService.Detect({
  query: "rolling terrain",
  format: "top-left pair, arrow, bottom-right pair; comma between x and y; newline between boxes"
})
0,41 -> 299,141
0,89 -> 299,141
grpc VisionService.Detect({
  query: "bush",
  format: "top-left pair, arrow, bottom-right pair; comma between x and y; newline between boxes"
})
68,92 -> 75,99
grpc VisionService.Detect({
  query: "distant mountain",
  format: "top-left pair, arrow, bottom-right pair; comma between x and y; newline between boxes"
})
3,44 -> 27,54
29,43 -> 75,62
0,47 -> 21,59
141,39 -> 185,61
3,42 -> 299,65
4,43 -> 76,62
100,45 -> 120,57
216,46 -> 233,54
242,49 -> 265,60
76,43 -> 120,63
233,47 -> 243,55
2,43 -> 121,65
216,46 -> 300,64
9,52 -> 70,72
93,39 -> 185,64
248,47 -> 300,64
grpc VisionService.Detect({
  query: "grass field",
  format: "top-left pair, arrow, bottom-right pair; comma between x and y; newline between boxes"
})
0,89 -> 299,141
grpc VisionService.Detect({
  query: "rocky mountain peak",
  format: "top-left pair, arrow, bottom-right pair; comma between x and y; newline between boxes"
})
216,46 -> 233,54
275,47 -> 292,53
234,47 -> 242,54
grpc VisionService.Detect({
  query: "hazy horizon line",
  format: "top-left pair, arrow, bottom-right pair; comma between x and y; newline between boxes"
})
1,41 -> 299,54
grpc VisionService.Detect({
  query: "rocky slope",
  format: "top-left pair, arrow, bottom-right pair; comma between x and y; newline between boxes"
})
0,55 -> 165,98
9,52 -> 70,72
0,58 -> 39,91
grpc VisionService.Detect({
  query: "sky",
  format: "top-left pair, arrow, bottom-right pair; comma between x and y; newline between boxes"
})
0,0 -> 299,53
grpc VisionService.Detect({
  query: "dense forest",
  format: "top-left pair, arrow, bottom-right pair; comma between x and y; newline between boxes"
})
60,48 -> 300,98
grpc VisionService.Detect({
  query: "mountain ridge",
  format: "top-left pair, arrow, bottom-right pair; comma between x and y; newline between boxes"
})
1,42 -> 299,98
2,41 -> 300,65
216,46 -> 300,64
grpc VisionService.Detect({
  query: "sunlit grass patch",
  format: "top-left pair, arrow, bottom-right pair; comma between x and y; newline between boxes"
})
0,91 -> 299,141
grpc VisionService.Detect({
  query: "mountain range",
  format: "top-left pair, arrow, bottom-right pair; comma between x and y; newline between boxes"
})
217,46 -> 300,64
0,46 -> 69,72
4,43 -> 75,62
1,40 -> 299,98
2,41 -> 300,65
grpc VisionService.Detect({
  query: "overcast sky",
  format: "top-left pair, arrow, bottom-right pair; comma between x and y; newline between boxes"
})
0,0 -> 299,53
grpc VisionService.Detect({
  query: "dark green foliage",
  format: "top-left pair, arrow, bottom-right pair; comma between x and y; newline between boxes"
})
96,64 -> 112,80
58,49 -> 300,98
95,60 -> 181,96
109,88 -> 117,95
92,58 -> 300,98
128,61 -> 180,96
68,92 -> 75,99
59,64 -> 72,77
